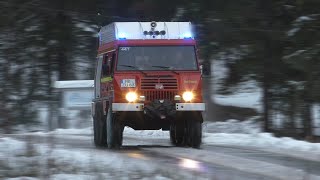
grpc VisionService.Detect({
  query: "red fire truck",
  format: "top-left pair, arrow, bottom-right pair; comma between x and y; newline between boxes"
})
92,22 -> 205,149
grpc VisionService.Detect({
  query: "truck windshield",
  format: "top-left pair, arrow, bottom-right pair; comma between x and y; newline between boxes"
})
117,46 -> 198,71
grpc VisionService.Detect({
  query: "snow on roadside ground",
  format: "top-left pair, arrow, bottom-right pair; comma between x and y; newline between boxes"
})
214,90 -> 262,112
211,58 -> 262,112
203,119 -> 261,134
202,120 -> 320,161
0,137 -> 198,180
50,127 -> 92,136
203,133 -> 320,160
313,104 -> 320,136
212,80 -> 262,112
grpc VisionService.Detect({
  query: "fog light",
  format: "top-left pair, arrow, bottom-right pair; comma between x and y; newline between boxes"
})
174,95 -> 181,101
126,92 -> 138,102
139,95 -> 146,101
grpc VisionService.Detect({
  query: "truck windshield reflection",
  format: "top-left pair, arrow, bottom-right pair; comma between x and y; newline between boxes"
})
117,46 -> 198,71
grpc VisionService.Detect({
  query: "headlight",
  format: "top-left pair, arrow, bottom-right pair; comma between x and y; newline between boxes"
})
182,92 -> 194,102
126,92 -> 138,102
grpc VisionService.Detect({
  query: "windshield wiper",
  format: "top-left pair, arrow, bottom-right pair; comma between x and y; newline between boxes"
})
151,65 -> 179,75
118,65 -> 147,76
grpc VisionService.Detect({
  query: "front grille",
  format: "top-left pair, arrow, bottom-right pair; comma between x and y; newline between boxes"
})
141,90 -> 177,101
141,77 -> 178,90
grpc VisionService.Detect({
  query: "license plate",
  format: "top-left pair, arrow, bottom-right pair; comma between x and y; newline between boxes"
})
121,79 -> 136,87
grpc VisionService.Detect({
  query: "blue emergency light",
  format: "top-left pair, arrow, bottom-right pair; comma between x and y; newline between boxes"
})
183,32 -> 193,39
118,33 -> 127,40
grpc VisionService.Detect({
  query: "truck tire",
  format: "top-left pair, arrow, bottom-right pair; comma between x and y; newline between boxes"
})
106,106 -> 123,149
93,115 -> 98,145
93,103 -> 107,147
170,122 -> 185,146
187,118 -> 202,149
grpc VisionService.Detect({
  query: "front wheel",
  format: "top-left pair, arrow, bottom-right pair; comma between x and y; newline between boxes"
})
187,119 -> 202,148
173,112 -> 202,148
106,106 -> 124,149
170,121 -> 185,146
93,102 -> 107,147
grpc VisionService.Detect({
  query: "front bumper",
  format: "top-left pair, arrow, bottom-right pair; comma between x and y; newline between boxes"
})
175,103 -> 205,111
112,103 -> 144,111
112,103 -> 205,112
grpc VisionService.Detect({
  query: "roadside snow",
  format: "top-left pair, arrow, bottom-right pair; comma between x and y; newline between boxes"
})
0,137 -> 27,156
287,15 -> 315,37
296,16 -> 314,22
211,59 -> 262,111
283,49 -> 307,60
6,178 -> 39,180
205,120 -> 320,160
50,174 -> 95,180
203,132 -> 320,162
75,23 -> 97,33
313,104 -> 320,136
203,119 -> 261,134
51,127 -> 92,135
213,79 -> 262,111
211,59 -> 228,92
204,132 -> 320,152
287,27 -> 301,36
214,90 -> 262,111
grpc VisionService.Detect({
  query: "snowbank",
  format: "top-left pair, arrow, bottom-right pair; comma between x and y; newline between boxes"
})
203,119 -> 261,134
213,79 -> 262,112
204,132 -> 320,152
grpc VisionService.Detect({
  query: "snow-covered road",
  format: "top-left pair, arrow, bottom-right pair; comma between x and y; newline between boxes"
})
2,135 -> 265,180
2,125 -> 320,180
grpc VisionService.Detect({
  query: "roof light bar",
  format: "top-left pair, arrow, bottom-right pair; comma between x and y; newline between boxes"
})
143,30 -> 166,36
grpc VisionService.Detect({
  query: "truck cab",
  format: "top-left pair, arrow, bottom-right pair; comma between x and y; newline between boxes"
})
92,22 -> 205,149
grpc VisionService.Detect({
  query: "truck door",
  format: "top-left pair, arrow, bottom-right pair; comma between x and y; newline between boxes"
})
100,52 -> 115,100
